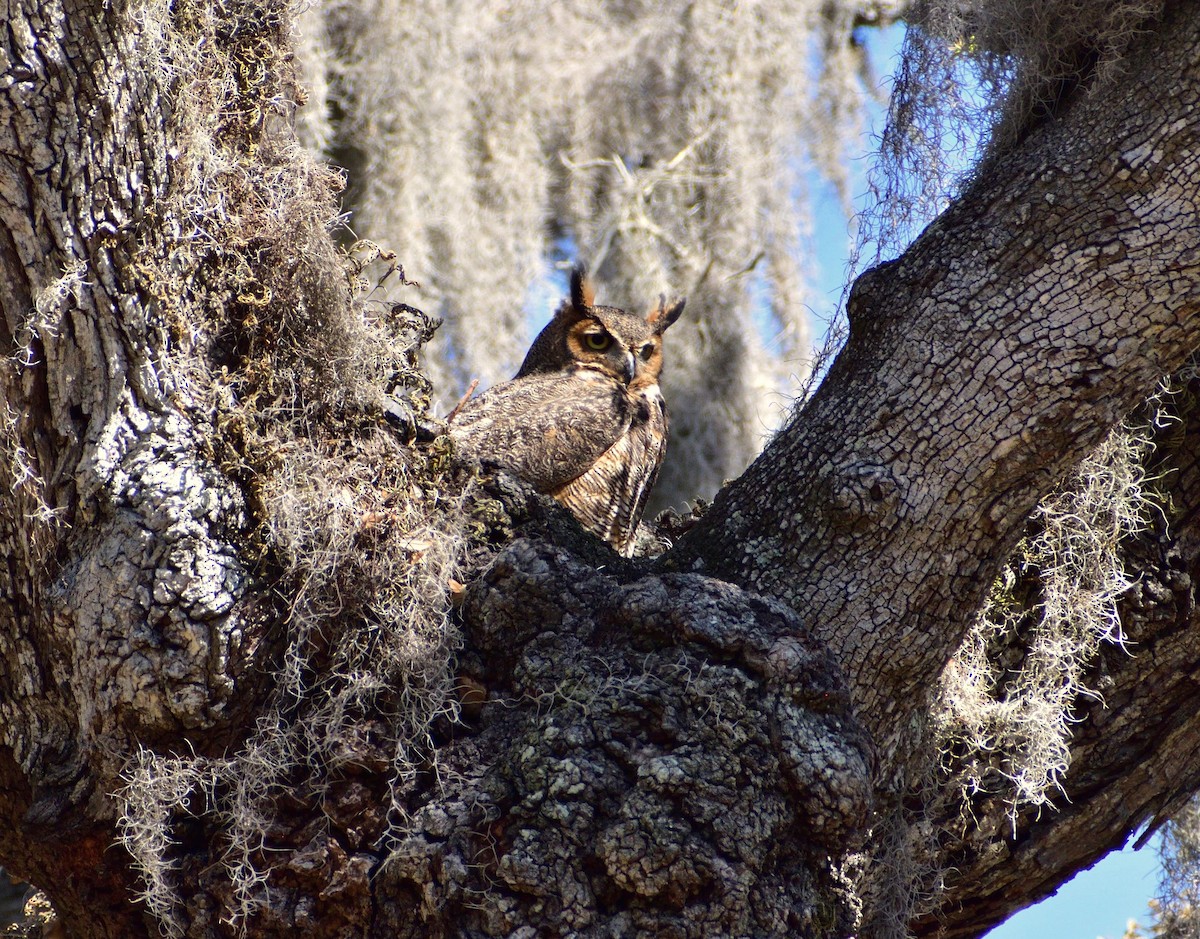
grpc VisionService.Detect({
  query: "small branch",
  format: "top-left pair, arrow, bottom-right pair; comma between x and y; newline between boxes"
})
445,380 -> 480,423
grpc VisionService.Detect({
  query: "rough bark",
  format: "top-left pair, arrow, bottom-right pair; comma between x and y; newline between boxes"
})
912,386 -> 1200,937
0,0 -> 325,933
2,0 -> 1200,937
670,0 -> 1200,781
0,0 -> 235,932
370,534 -> 873,938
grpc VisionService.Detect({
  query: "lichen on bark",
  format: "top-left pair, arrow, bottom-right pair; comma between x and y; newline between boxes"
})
373,537 -> 874,938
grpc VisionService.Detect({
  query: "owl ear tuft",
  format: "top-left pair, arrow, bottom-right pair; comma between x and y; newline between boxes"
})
570,264 -> 595,311
648,295 -> 686,334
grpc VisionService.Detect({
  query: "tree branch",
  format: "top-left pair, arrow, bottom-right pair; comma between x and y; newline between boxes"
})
671,0 -> 1200,779
913,384 -> 1200,937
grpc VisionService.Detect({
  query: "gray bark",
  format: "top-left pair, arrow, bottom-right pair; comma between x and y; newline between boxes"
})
1,0 -> 1200,937
0,0 -> 337,932
910,385 -> 1200,937
373,534 -> 873,937
670,0 -> 1200,781
0,0 -> 222,931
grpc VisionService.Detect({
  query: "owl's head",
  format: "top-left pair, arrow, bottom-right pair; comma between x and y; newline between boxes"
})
516,266 -> 686,388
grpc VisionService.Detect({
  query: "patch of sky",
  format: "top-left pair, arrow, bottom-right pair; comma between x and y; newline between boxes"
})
986,834 -> 1158,939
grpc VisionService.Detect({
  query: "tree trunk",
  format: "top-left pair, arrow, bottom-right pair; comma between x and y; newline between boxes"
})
2,0 -> 1200,937
0,0 -> 365,933
2,0 -> 191,931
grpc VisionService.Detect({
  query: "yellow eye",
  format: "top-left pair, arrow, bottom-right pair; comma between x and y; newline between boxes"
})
584,332 -> 611,351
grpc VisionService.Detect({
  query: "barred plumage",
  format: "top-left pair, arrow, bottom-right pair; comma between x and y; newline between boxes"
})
450,267 -> 685,555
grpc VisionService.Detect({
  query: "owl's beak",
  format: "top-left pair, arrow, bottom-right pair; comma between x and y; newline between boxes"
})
619,351 -> 636,384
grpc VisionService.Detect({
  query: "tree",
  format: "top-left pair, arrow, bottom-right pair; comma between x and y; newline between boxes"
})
1,0 -> 1199,937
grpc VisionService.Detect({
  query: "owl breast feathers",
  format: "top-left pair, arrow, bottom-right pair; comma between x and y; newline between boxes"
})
449,267 -> 685,556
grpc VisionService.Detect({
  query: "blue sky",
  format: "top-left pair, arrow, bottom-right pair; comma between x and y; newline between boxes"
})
986,839 -> 1158,938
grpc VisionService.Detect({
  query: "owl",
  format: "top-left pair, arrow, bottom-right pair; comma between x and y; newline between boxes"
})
449,267 -> 686,556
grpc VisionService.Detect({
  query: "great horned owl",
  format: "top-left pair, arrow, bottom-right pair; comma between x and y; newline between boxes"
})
450,267 -> 685,556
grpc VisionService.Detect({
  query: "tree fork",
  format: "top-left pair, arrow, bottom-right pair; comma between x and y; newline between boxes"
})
3,0 -> 1200,936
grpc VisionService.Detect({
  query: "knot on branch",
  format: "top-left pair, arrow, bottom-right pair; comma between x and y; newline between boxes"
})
824,460 -> 903,530
48,416 -> 250,793
377,539 -> 874,937
845,259 -> 902,344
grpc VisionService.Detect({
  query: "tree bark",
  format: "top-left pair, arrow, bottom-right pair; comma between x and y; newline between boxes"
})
2,0 -> 1200,937
0,0 -> 337,933
1,0 -> 200,931
911,386 -> 1200,937
670,0 -> 1200,781
369,532 -> 874,937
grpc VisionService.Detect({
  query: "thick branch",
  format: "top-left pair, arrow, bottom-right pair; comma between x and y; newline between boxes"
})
671,0 -> 1200,776
913,390 -> 1200,937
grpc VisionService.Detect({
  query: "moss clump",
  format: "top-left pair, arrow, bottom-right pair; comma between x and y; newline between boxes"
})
113,0 -> 483,932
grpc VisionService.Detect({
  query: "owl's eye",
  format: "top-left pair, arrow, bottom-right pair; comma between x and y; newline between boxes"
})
639,343 -> 655,361
584,332 -> 611,351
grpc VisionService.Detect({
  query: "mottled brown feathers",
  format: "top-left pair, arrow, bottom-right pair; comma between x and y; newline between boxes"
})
449,267 -> 685,556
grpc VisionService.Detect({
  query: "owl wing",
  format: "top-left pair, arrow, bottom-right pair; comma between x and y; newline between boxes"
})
449,372 -> 636,493
551,388 -> 668,556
